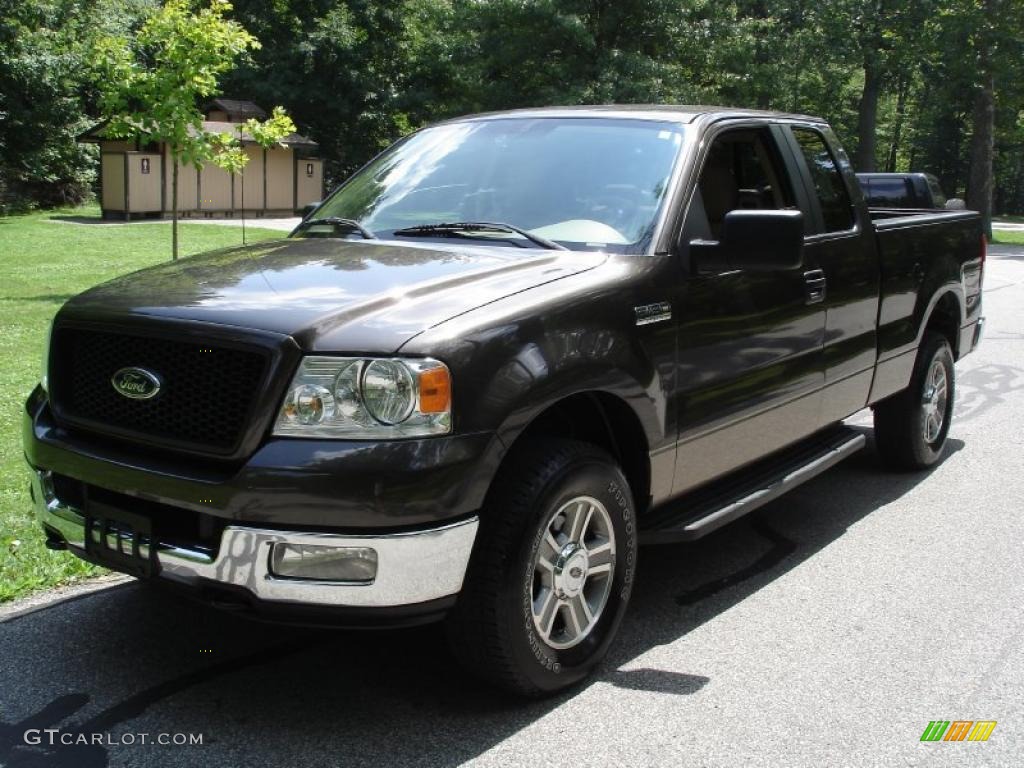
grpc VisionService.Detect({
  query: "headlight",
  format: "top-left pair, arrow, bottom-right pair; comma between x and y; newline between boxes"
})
273,357 -> 451,439
362,360 -> 415,424
40,320 -> 53,393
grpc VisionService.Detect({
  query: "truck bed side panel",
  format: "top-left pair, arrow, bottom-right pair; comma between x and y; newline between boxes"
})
869,210 -> 983,403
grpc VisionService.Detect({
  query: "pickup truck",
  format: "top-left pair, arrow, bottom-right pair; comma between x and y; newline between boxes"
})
857,171 -> 953,209
25,106 -> 985,696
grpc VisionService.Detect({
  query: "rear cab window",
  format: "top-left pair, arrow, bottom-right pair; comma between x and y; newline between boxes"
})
791,128 -> 857,233
864,177 -> 912,207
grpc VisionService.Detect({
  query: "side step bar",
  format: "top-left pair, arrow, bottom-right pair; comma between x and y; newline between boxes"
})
640,426 -> 866,544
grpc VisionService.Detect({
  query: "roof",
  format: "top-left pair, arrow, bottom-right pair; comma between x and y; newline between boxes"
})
438,104 -> 825,125
201,121 -> 318,147
77,120 -> 317,148
204,99 -> 267,120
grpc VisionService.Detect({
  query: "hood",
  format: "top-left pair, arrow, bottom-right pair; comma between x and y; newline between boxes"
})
60,237 -> 606,352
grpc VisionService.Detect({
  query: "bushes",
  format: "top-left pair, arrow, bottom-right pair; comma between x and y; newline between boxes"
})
0,0 -> 149,212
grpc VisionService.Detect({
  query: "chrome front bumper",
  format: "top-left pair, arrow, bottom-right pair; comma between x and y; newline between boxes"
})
31,470 -> 478,608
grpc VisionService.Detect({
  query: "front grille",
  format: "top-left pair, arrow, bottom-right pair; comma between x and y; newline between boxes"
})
50,326 -> 269,454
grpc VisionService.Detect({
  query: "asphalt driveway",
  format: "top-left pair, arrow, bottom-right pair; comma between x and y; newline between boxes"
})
2,246 -> 1022,768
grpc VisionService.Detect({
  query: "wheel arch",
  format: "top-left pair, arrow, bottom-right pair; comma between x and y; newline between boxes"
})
483,388 -> 655,517
921,288 -> 964,359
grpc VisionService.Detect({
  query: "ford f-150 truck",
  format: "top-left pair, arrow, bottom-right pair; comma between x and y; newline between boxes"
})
24,106 -> 985,696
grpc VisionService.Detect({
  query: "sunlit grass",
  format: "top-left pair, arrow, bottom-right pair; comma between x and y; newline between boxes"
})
991,229 -> 1024,246
0,204 -> 281,601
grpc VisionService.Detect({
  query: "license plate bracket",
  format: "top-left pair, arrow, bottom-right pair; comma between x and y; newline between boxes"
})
83,497 -> 158,578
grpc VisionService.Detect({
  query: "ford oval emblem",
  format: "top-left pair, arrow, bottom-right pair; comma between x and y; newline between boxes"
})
111,367 -> 162,400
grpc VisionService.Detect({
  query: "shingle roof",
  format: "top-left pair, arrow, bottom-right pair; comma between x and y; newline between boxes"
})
200,121 -> 317,147
205,99 -> 267,120
77,120 -> 318,148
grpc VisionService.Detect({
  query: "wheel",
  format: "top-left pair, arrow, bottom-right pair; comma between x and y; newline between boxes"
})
873,330 -> 955,470
446,439 -> 637,697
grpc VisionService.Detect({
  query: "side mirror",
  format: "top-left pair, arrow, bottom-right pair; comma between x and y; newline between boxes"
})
298,202 -> 321,219
691,209 -> 804,272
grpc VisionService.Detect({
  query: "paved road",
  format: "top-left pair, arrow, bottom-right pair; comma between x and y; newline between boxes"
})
2,247 -> 1022,768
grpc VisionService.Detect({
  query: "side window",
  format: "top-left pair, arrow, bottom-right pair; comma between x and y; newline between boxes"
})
792,128 -> 856,232
926,176 -> 946,208
691,129 -> 796,241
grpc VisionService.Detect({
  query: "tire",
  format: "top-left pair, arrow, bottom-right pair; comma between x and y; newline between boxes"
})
446,439 -> 637,697
873,330 -> 955,470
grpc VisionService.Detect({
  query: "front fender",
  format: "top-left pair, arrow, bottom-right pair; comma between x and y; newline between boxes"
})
416,329 -> 668,516
400,254 -> 676,510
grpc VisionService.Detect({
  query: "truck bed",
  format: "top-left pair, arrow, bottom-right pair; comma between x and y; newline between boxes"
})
868,207 -> 984,402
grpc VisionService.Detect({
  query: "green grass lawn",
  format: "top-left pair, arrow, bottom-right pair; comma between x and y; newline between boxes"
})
992,229 -> 1024,246
0,204 -> 282,602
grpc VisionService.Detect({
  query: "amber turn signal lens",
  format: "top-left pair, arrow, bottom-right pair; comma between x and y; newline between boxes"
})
418,367 -> 451,413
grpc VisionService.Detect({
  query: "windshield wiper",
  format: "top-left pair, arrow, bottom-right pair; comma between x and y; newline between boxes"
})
295,216 -> 376,239
392,221 -> 567,251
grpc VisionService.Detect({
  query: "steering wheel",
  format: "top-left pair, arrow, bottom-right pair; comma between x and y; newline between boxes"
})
587,187 -> 644,232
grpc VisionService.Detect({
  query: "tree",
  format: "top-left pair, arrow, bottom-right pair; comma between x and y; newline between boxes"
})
92,0 -> 294,258
210,105 -> 296,243
0,0 -> 154,211
964,0 -> 1024,236
826,0 -> 936,172
8,0 -> 1024,218
966,1 -> 995,238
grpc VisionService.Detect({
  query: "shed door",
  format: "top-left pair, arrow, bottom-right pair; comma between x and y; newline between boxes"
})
233,146 -> 264,210
127,153 -> 163,212
296,159 -> 323,209
266,149 -> 294,210
101,153 -> 126,212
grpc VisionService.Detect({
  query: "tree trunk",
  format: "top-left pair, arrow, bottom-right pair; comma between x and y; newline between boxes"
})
967,69 -> 995,238
855,59 -> 883,172
967,1 -> 995,239
171,158 -> 179,260
885,75 -> 909,172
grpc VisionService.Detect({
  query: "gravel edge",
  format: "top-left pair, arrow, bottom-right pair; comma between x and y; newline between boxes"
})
0,574 -> 134,622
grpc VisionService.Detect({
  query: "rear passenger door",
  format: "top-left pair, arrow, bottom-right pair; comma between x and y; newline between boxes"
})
781,126 -> 881,424
671,124 -> 826,495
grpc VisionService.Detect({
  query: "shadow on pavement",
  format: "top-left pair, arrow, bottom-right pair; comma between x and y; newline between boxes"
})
0,436 -> 962,768
954,363 -> 1024,423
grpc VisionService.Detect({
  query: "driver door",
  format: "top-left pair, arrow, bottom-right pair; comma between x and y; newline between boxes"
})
671,124 -> 827,494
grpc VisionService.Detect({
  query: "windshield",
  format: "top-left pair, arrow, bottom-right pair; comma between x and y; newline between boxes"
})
303,117 -> 688,253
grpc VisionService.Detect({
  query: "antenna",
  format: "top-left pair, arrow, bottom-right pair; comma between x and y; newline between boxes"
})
238,124 -> 247,246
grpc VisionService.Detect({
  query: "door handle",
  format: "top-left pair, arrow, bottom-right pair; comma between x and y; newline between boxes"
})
803,269 -> 826,304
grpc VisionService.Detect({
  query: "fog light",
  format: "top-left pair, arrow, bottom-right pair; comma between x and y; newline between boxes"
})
270,544 -> 378,583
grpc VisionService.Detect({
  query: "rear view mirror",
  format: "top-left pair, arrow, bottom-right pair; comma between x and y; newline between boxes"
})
691,209 -> 804,272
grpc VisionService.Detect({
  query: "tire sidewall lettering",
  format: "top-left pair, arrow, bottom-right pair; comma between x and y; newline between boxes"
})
516,468 -> 637,677
608,479 -> 636,600
522,518 -> 561,673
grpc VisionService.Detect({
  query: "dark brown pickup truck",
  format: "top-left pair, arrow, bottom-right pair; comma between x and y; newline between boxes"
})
25,106 -> 985,696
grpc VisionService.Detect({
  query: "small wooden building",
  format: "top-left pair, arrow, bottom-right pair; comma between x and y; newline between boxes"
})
80,100 -> 323,219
